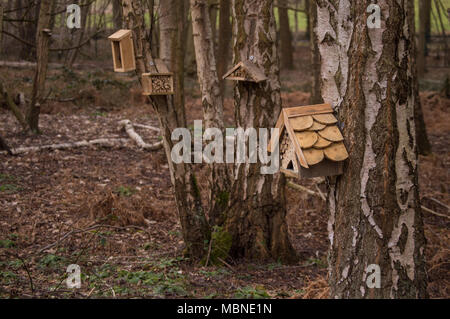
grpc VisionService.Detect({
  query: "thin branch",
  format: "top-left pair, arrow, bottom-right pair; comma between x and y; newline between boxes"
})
421,205 -> 450,219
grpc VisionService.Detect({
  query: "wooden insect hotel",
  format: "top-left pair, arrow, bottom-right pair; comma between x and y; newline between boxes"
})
222,60 -> 268,83
268,104 -> 349,179
108,29 -> 136,72
141,59 -> 174,96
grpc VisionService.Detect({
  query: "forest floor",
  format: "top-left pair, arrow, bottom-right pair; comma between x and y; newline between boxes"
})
0,47 -> 449,299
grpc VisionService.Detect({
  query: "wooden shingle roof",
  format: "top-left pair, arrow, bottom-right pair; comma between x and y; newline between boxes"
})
269,104 -> 349,169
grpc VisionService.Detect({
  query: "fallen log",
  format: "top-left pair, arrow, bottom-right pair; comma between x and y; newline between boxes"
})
118,119 -> 163,151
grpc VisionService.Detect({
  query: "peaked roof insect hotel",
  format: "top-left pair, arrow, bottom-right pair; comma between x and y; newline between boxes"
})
108,29 -> 136,72
223,60 -> 268,83
268,104 -> 349,179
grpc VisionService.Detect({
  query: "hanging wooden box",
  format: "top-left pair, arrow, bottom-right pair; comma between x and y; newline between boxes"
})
222,60 -> 267,83
269,104 -> 348,179
108,29 -> 136,72
141,72 -> 174,96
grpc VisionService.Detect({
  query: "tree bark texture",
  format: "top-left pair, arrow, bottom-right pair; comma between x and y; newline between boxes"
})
190,0 -> 232,226
309,0 -> 323,104
28,0 -> 53,133
227,0 -> 296,263
316,0 -> 427,298
122,0 -> 210,260
217,0 -> 232,95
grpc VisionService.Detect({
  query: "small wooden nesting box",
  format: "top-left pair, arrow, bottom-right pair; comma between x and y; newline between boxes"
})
108,29 -> 136,72
141,59 -> 174,95
268,104 -> 349,179
222,60 -> 267,83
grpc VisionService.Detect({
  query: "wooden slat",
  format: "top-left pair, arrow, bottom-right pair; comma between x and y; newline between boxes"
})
225,76 -> 247,81
295,131 -> 318,148
222,62 -> 243,80
318,126 -> 344,142
283,111 -> 309,168
303,148 -> 324,166
313,113 -> 338,125
290,115 -> 313,131
268,111 -> 285,153
324,142 -> 349,162
120,37 -> 136,72
313,136 -> 332,149
285,104 -> 333,117
281,168 -> 299,179
108,29 -> 131,41
308,120 -> 326,131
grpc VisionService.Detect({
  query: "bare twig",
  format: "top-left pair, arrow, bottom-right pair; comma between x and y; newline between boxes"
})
205,238 -> 213,267
14,253 -> 34,293
421,205 -> 450,219
424,197 -> 450,211
217,257 -> 235,272
287,181 -> 324,200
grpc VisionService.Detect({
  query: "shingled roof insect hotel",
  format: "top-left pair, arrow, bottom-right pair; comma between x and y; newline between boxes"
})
268,104 -> 349,179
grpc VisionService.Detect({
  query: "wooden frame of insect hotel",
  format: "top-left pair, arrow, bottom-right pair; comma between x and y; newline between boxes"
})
141,59 -> 174,96
268,104 -> 349,179
108,29 -> 136,72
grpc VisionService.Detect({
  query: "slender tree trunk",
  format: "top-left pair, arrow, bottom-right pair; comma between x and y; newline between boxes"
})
305,0 -> 310,40
412,1 -> 432,155
185,7 -> 197,75
226,0 -> 296,263
216,0 -> 232,95
418,0 -> 430,76
309,0 -> 323,104
28,0 -> 53,134
0,133 -> 12,155
112,0 -> 123,30
0,3 -> 3,55
316,0 -> 427,298
66,0 -> 90,68
190,0 -> 232,226
209,0 -> 218,51
294,0 -> 299,34
122,0 -> 210,260
278,0 -> 294,69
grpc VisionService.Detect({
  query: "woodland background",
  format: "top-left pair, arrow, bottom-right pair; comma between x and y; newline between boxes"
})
0,0 -> 449,298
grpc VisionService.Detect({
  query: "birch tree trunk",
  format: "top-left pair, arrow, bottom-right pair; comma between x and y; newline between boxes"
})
122,0 -> 210,260
226,0 -> 296,263
28,0 -> 53,133
190,0 -> 232,226
316,0 -> 427,298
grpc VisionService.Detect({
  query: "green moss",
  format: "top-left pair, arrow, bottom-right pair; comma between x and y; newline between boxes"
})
190,174 -> 201,200
216,191 -> 229,210
201,226 -> 232,266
